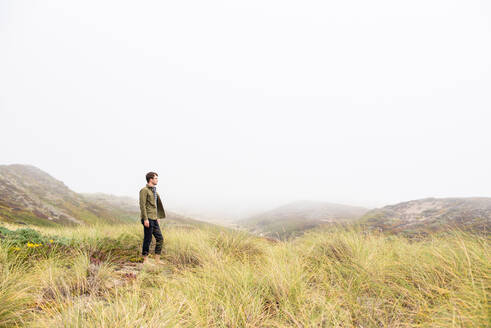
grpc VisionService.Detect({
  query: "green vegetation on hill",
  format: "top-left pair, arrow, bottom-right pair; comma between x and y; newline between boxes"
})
0,206 -> 60,227
0,164 -> 208,228
0,164 -> 138,226
0,221 -> 488,327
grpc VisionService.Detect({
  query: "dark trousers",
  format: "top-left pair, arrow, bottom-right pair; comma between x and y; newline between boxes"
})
141,218 -> 163,256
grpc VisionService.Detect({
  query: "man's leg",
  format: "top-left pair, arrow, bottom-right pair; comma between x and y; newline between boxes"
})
141,218 -> 153,263
152,219 -> 164,264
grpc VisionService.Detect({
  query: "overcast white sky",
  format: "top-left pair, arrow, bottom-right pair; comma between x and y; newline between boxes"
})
0,0 -> 490,220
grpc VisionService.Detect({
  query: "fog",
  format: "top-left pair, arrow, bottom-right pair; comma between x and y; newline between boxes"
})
1,0 -> 490,220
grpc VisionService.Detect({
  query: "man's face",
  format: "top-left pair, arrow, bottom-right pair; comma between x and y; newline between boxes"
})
150,175 -> 158,185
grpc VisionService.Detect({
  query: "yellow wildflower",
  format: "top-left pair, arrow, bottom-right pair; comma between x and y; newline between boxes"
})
49,239 -> 54,243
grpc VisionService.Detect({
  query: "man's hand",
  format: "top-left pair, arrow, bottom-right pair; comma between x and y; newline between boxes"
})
144,219 -> 150,228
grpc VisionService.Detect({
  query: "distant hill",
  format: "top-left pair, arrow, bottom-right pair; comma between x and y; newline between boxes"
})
0,164 -> 207,227
237,200 -> 369,239
80,193 -> 213,228
81,193 -> 141,215
360,197 -> 491,234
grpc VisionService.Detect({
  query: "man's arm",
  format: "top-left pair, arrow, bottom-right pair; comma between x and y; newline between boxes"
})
157,194 -> 166,219
139,189 -> 148,220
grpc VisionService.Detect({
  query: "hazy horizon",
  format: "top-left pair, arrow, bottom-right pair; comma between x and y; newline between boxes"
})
1,1 -> 490,220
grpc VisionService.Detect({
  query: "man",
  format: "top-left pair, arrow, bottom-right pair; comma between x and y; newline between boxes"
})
139,171 -> 166,265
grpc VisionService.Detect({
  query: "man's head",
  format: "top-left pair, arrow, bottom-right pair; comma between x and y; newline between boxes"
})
145,172 -> 158,186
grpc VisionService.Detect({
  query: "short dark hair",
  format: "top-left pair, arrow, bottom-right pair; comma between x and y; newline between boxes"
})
145,172 -> 158,182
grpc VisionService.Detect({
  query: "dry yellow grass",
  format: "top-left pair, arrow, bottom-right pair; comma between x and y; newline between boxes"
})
0,222 -> 489,327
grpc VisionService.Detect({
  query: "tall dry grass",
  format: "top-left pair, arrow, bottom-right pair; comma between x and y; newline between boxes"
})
0,222 -> 488,327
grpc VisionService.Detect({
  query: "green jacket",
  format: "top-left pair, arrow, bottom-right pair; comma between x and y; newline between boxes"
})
139,184 -> 166,220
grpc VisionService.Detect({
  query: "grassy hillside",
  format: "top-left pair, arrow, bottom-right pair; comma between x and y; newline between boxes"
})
0,164 -> 137,226
361,197 -> 491,235
238,200 -> 368,240
0,221 -> 488,327
0,164 -> 206,228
